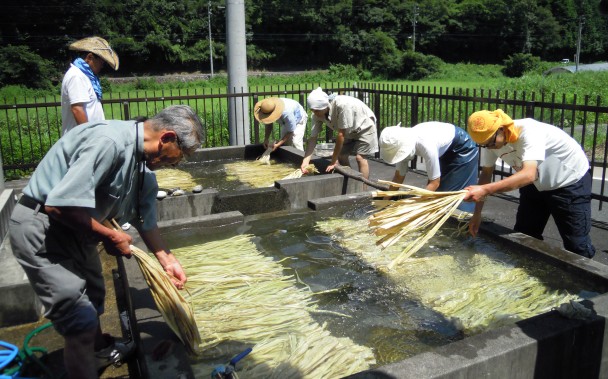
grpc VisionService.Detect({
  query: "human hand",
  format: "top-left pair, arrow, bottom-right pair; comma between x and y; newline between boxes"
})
463,185 -> 490,203
325,163 -> 337,173
468,213 -> 482,237
162,256 -> 187,289
103,229 -> 133,257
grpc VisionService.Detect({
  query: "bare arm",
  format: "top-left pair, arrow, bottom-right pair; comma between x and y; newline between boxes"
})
465,161 -> 538,202
138,226 -> 187,289
71,103 -> 88,125
426,177 -> 440,191
301,135 -> 318,172
326,129 -> 345,173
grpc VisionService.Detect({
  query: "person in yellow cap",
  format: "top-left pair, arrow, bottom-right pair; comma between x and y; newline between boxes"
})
379,121 -> 478,213
464,109 -> 595,258
61,36 -> 119,135
254,97 -> 307,151
302,87 -> 378,179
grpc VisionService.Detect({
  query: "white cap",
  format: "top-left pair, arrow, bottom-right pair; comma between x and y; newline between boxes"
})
379,126 -> 416,164
307,87 -> 329,110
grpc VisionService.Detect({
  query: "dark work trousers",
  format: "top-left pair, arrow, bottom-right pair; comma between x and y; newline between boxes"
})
438,127 -> 479,213
514,171 -> 596,258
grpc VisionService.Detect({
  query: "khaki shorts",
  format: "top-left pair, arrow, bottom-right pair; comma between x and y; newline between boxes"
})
341,123 -> 379,157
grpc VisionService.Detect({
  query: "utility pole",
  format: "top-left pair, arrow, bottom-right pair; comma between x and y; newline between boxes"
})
575,16 -> 584,72
208,1 -> 214,78
226,0 -> 250,146
411,3 -> 419,52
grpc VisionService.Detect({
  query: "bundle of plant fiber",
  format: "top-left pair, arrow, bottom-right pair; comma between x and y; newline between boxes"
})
280,164 -> 319,180
176,234 -> 376,378
223,160 -> 301,187
315,217 -> 581,334
370,180 -> 467,268
257,144 -> 273,165
102,219 -> 201,354
155,168 -> 198,191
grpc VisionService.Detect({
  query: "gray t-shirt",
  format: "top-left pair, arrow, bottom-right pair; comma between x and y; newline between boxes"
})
23,120 -> 159,230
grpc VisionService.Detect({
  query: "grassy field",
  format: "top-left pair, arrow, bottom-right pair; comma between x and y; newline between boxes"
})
2,61 -> 607,103
1,62 -> 607,180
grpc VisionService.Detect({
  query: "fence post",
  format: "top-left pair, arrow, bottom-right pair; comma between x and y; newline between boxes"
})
252,94 -> 259,144
123,101 -> 130,121
525,102 -> 535,118
410,95 -> 419,170
0,149 -> 4,191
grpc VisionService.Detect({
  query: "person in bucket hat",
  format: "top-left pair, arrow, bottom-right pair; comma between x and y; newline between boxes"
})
464,109 -> 595,258
254,97 -> 307,151
379,122 -> 479,213
61,36 -> 119,135
301,87 -> 378,179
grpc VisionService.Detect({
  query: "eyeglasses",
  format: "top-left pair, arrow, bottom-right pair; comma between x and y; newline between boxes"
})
477,129 -> 501,148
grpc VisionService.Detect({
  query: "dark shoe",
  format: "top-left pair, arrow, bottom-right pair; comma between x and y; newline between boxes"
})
95,335 -> 136,375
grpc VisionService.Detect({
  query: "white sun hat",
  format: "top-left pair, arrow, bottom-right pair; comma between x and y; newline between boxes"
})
379,125 -> 417,164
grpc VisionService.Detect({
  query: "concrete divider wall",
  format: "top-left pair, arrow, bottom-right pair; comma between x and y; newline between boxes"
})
0,189 -> 43,327
156,189 -> 217,222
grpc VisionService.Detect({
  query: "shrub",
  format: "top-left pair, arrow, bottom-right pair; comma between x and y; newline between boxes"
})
400,51 -> 444,80
502,53 -> 541,78
0,45 -> 57,89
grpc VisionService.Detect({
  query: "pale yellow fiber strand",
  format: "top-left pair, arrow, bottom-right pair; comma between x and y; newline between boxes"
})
224,160 -> 302,187
154,168 -> 198,191
315,217 -> 580,334
175,234 -> 375,378
280,164 -> 319,180
129,245 -> 202,355
369,180 -> 467,268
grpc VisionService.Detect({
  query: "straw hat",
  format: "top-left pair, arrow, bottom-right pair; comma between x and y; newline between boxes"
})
254,98 -> 284,123
379,126 -> 417,164
69,36 -> 119,71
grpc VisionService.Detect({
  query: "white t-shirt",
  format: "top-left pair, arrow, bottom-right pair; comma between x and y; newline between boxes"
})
395,122 -> 455,180
61,64 -> 105,135
479,118 -> 590,191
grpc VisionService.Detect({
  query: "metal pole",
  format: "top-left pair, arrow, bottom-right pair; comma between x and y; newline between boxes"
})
575,17 -> 584,72
412,3 -> 418,52
226,0 -> 250,146
0,149 -> 4,192
208,1 -> 214,78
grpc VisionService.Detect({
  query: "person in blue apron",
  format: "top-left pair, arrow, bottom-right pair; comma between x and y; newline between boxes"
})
379,122 -> 479,213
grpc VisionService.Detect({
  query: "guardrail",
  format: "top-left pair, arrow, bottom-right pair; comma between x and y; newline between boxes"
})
1,82 -> 606,207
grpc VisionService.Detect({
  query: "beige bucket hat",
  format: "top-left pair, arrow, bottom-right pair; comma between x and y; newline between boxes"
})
254,98 -> 285,123
69,36 -> 119,71
379,126 -> 417,164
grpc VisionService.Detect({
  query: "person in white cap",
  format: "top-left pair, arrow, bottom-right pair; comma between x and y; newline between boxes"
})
254,97 -> 307,151
61,36 -> 119,135
379,122 -> 479,213
302,87 -> 378,179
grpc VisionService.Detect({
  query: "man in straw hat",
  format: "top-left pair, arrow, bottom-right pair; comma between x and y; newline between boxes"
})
254,97 -> 307,151
379,122 -> 479,213
9,105 -> 204,378
61,36 -> 119,135
302,87 -> 378,179
464,109 -> 595,258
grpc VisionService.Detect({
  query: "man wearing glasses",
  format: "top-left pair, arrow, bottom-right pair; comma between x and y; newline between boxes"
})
464,109 -> 595,259
61,36 -> 119,135
9,105 -> 204,378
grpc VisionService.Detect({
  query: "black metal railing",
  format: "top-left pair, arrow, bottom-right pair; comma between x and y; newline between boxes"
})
1,82 -> 606,208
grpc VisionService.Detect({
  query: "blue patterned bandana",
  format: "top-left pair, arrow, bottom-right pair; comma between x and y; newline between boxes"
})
73,57 -> 102,100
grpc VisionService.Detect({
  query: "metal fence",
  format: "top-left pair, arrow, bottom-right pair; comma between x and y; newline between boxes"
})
1,82 -> 607,208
